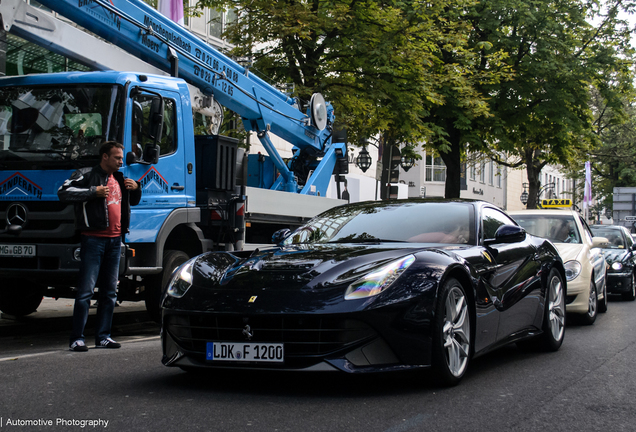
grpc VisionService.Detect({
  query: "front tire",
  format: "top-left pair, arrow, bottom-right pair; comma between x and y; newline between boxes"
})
598,281 -> 608,313
145,250 -> 190,323
621,273 -> 636,301
517,268 -> 565,352
431,278 -> 472,387
0,281 -> 44,317
578,279 -> 598,325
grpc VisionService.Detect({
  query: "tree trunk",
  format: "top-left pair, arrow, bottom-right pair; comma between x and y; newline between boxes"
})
524,147 -> 546,209
440,128 -> 462,199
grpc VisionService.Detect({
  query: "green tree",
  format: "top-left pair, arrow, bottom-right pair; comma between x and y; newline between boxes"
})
478,0 -> 635,208
567,89 -> 636,211
192,0 -> 469,185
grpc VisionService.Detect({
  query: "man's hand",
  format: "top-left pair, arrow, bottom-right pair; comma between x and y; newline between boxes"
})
124,179 -> 139,190
96,185 -> 109,197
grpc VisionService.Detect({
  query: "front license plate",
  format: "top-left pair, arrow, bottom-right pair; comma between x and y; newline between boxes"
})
0,244 -> 36,257
206,342 -> 284,363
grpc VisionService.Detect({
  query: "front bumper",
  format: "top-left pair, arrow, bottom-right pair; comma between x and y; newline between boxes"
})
564,276 -> 590,314
160,309 -> 431,373
606,272 -> 633,293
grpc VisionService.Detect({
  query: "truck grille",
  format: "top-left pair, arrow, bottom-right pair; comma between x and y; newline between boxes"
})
0,201 -> 78,243
166,314 -> 377,367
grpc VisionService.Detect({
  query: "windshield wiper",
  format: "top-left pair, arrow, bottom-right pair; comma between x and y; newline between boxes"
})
14,149 -> 72,155
325,238 -> 407,244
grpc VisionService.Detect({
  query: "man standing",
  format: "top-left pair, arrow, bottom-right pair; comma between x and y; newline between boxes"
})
58,141 -> 141,351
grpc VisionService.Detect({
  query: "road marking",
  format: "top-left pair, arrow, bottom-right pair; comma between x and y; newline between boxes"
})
0,335 -> 160,362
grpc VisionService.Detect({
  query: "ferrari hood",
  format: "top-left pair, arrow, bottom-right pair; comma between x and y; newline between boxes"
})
191,244 -> 429,291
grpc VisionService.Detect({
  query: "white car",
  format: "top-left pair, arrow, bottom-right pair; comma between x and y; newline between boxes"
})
509,209 -> 608,324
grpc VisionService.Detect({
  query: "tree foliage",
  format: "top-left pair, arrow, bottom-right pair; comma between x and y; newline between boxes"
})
478,0 -> 636,207
192,0 -> 468,157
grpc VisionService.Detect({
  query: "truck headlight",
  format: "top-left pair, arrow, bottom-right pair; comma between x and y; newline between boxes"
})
345,255 -> 415,300
166,259 -> 196,298
612,262 -> 623,271
564,260 -> 582,281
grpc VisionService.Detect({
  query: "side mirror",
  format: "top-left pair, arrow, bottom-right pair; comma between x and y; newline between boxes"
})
591,236 -> 609,249
485,224 -> 526,245
148,96 -> 164,142
125,151 -> 137,166
272,228 -> 291,245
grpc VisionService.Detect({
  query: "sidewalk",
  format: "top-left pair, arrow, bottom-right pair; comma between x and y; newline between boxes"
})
0,297 -> 150,336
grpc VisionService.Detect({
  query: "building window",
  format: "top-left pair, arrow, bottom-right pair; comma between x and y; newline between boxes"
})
496,164 -> 502,188
479,162 -> 485,183
425,154 -> 446,182
488,161 -> 494,186
469,164 -> 476,181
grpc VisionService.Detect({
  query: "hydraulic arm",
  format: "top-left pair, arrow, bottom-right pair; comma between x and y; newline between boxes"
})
30,0 -> 346,195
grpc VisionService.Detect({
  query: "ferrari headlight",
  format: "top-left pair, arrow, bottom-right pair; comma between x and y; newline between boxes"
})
564,260 -> 582,282
344,255 -> 416,300
612,262 -> 623,271
166,259 -> 195,298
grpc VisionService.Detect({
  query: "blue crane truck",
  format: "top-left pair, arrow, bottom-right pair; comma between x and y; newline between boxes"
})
0,0 -> 348,320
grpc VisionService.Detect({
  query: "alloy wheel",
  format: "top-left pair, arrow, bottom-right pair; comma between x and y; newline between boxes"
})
443,286 -> 471,377
588,282 -> 597,318
548,274 -> 565,342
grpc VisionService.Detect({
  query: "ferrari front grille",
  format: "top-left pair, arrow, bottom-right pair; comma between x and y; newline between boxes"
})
166,314 -> 377,358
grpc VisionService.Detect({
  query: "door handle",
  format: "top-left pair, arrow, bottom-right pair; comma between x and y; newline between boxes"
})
171,184 -> 185,191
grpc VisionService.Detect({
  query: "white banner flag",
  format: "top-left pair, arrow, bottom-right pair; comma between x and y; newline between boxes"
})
584,161 -> 592,210
158,0 -> 184,26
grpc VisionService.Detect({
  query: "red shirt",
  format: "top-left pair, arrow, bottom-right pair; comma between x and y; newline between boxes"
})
86,175 -> 122,238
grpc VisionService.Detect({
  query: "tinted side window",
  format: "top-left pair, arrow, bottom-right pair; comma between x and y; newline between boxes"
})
131,94 -> 176,158
578,216 -> 593,244
482,208 -> 516,240
624,228 -> 634,248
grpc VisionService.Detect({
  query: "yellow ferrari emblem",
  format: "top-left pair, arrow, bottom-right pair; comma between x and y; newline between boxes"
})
248,296 -> 258,303
540,199 -> 572,208
482,251 -> 492,263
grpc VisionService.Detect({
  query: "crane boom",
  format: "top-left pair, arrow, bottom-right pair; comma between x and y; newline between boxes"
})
32,0 -> 345,194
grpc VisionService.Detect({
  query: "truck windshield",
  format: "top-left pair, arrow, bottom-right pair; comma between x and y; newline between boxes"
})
0,84 -> 123,169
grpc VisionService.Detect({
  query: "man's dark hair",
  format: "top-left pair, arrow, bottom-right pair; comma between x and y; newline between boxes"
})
99,141 -> 125,158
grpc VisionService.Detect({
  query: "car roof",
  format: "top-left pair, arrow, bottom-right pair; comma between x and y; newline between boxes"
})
507,209 -> 579,216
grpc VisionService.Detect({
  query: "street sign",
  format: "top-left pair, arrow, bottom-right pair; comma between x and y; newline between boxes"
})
540,199 -> 572,208
624,216 -> 636,221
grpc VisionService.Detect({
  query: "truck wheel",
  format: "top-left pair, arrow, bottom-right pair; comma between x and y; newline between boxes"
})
145,250 -> 189,323
0,281 -> 44,317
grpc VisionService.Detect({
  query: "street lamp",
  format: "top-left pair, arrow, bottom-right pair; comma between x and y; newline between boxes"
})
520,184 -> 529,205
355,146 -> 372,172
520,182 -> 556,206
400,156 -> 415,172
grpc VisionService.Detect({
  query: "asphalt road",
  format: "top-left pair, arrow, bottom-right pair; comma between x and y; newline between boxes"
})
1,297 -> 636,432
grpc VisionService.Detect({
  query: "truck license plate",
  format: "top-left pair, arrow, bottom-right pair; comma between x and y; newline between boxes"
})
0,244 -> 36,257
206,342 -> 284,363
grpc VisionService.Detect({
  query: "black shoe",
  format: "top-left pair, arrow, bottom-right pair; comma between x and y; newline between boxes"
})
69,340 -> 89,352
95,338 -> 121,349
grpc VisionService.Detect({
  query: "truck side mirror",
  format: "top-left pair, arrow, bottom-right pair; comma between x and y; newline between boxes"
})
148,96 -> 164,141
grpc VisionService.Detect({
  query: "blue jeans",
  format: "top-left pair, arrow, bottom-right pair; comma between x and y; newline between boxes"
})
70,235 -> 121,345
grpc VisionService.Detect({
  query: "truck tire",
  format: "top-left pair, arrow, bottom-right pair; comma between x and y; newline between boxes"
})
0,281 -> 44,317
145,250 -> 189,323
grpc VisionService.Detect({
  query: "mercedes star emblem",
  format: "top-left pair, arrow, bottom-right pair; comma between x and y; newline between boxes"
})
6,203 -> 28,228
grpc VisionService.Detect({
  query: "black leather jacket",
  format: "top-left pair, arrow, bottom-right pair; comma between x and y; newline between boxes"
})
57,165 -> 141,235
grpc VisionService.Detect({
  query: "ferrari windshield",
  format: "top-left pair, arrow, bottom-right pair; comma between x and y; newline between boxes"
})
0,84 -> 123,168
283,201 -> 475,245
513,214 -> 581,244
